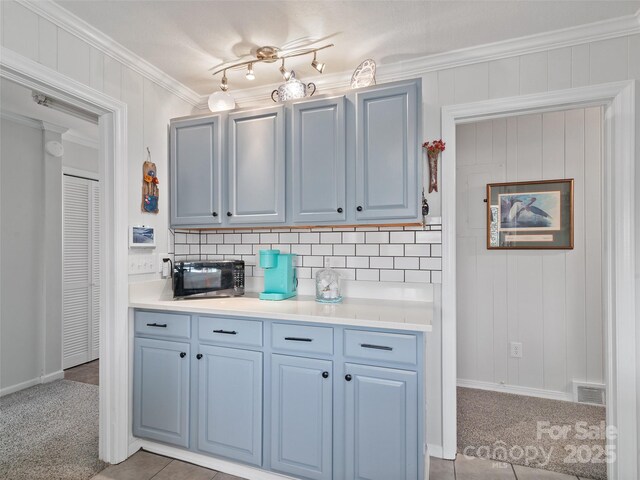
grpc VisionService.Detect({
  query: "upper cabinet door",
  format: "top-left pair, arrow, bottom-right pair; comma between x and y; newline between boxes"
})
354,81 -> 420,222
291,96 -> 346,224
170,115 -> 222,227
227,105 -> 285,224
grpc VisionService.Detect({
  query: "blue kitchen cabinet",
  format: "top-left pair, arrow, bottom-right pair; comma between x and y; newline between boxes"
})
291,96 -> 347,224
196,344 -> 263,466
344,363 -> 418,480
354,80 -> 420,222
270,354 -> 333,480
170,115 -> 222,227
227,105 -> 285,224
133,337 -> 190,448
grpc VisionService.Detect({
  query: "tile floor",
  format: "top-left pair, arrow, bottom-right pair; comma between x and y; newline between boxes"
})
91,451 -> 598,480
64,359 -> 99,385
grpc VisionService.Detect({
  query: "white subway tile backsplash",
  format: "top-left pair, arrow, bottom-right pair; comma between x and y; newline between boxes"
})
405,244 -> 431,257
390,232 -> 415,243
380,270 -> 405,282
365,232 -> 390,243
380,244 -> 404,257
416,231 -> 442,244
394,257 -> 420,270
175,224 -> 442,284
279,232 -> 299,243
356,269 -> 380,281
356,244 -> 379,256
405,270 -> 431,283
370,257 -> 394,269
333,244 -> 356,256
342,232 -> 365,244
312,244 -> 333,256
299,232 -> 320,243
320,232 -> 342,243
346,256 -> 369,269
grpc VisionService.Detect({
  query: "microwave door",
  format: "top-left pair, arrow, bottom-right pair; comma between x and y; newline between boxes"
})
183,268 -> 222,290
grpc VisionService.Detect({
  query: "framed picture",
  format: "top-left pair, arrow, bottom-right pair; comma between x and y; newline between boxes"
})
486,179 -> 574,250
129,225 -> 156,248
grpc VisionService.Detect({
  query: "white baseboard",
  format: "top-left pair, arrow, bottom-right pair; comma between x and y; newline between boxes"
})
0,370 -> 65,397
133,439 -> 296,480
427,443 -> 444,458
457,379 -> 574,402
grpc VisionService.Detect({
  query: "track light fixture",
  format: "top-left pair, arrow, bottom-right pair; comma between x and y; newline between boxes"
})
246,63 -> 255,81
311,52 -> 325,73
210,43 -> 333,87
279,59 -> 292,81
220,70 -> 228,91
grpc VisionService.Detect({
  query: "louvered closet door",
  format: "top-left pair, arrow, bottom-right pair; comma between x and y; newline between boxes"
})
63,175 -> 100,369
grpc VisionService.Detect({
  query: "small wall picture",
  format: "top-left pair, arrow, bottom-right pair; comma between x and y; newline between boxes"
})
487,179 -> 574,249
129,225 -> 156,248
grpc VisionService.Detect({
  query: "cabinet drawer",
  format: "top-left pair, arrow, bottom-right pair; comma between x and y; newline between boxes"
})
135,311 -> 191,339
199,316 -> 263,347
344,330 -> 417,365
272,323 -> 333,355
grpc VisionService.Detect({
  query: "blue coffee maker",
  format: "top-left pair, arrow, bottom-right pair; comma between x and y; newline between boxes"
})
259,250 -> 297,300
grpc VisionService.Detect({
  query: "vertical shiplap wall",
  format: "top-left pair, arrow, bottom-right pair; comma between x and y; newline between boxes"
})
0,0 -> 197,277
455,108 -> 603,395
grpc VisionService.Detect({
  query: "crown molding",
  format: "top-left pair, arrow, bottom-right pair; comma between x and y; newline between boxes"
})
227,9 -> 640,106
17,0 -> 203,108
0,110 -> 43,130
62,130 -> 99,149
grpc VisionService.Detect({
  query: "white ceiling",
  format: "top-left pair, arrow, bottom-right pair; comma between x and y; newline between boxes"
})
56,0 -> 640,94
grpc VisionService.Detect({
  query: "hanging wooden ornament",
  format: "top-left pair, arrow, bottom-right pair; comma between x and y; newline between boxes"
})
141,147 -> 159,214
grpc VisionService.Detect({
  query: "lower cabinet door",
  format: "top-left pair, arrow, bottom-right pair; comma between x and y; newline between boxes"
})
133,337 -> 190,447
197,345 -> 263,466
271,354 -> 333,480
344,363 -> 418,480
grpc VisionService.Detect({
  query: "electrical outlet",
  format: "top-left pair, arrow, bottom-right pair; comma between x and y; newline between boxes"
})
510,342 -> 523,358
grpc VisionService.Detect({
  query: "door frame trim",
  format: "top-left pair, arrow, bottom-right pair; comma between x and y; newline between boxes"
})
440,81 -> 637,480
1,46 -> 130,463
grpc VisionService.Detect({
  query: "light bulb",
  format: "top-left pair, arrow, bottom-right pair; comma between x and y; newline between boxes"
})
246,63 -> 255,81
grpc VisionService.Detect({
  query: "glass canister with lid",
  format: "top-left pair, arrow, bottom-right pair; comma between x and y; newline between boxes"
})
315,259 -> 342,303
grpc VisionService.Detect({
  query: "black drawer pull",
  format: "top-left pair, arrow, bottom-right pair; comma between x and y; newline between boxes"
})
345,374 -> 352,381
146,323 -> 167,328
360,343 -> 393,351
196,353 -> 203,360
179,352 -> 186,358
284,337 -> 313,342
213,329 -> 237,335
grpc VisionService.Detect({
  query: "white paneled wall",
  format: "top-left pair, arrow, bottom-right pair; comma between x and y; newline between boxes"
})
0,0 -> 197,279
456,108 -> 603,396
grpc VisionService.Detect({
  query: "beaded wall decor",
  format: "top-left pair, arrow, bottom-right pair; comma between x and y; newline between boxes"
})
142,148 -> 159,214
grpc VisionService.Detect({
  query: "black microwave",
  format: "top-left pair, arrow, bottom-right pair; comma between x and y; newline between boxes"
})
173,260 -> 244,299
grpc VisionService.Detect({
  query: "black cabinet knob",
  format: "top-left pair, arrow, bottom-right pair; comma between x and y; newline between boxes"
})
356,206 -> 363,212
212,212 -> 218,217
322,371 -> 329,379
179,352 -> 186,358
227,212 -> 232,217
196,353 -> 203,360
345,374 -> 352,381
337,207 -> 343,213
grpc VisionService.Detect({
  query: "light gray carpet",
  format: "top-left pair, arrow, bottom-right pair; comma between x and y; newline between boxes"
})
0,379 -> 108,480
458,386 -> 606,480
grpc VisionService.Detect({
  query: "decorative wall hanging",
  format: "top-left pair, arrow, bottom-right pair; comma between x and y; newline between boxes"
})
350,59 -> 376,89
129,225 -> 156,248
486,178 -> 574,249
422,139 -> 446,193
142,148 -> 159,214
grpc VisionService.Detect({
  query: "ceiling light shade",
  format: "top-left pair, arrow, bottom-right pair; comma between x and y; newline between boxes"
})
208,91 -> 236,112
311,52 -> 325,73
279,60 -> 292,81
246,63 -> 255,81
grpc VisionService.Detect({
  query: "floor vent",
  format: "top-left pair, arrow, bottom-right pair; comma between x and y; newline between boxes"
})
573,382 -> 606,406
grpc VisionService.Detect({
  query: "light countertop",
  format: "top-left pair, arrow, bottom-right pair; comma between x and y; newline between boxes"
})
129,280 -> 433,332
